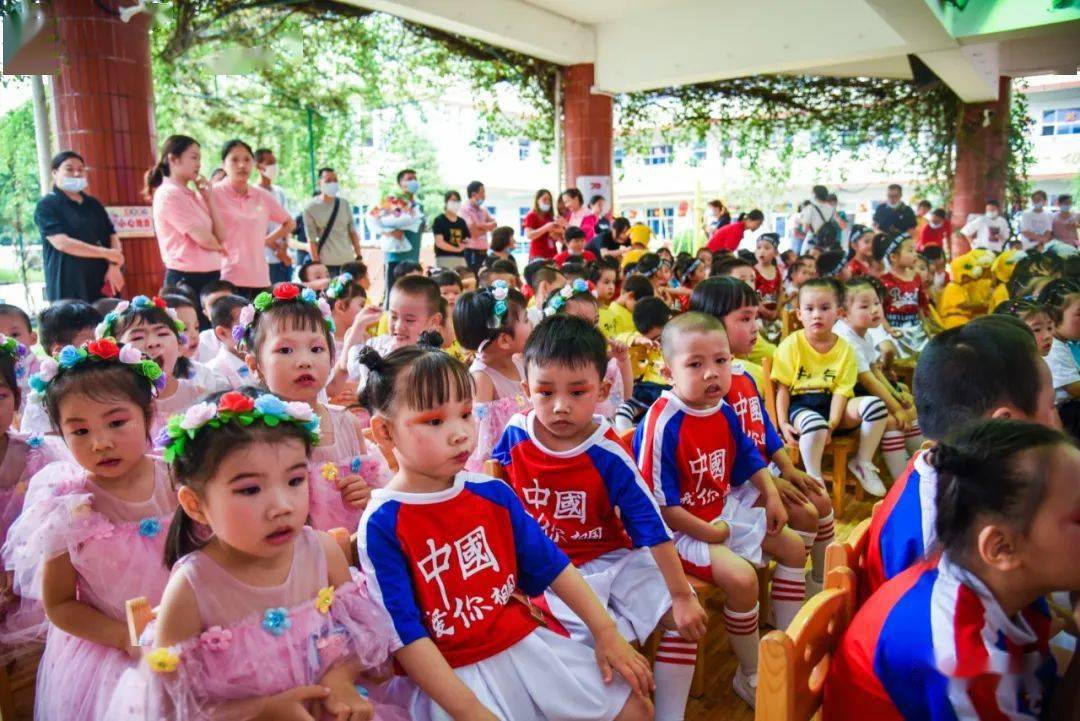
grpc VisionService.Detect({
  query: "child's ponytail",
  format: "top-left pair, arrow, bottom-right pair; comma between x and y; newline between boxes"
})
452,283 -> 525,352
164,505 -> 202,569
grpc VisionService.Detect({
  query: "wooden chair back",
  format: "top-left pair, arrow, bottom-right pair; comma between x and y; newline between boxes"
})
125,597 -> 156,647
755,567 -> 855,721
483,459 -> 508,481
823,515 -> 873,582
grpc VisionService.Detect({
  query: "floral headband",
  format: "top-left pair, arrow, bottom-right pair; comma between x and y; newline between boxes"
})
0,334 -> 30,364
232,283 -> 334,349
488,280 -> 512,324
96,296 -> 187,343
325,272 -> 354,301
158,390 -> 320,464
543,278 -> 592,317
28,338 -> 166,396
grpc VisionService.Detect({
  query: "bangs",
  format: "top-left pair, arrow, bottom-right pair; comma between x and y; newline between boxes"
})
45,364 -> 152,430
254,303 -> 335,361
116,307 -> 179,338
399,353 -> 474,411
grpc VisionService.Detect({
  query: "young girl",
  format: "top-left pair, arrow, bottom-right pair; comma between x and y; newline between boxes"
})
834,279 -> 923,481
99,295 -> 206,438
162,293 -> 228,393
324,271 -> 366,357
825,419 -> 1079,720
994,300 -> 1056,357
753,233 -> 782,320
1037,280 -> 1080,434
874,233 -> 930,358
238,283 -> 391,531
556,289 -> 633,422
147,387 -> 402,720
592,260 -> 620,315
4,339 -> 174,719
844,226 -> 880,279
773,279 -> 890,496
673,256 -> 708,311
356,340 -> 653,721
453,281 -> 532,471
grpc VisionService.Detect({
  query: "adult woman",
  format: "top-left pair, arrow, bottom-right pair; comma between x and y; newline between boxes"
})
208,139 -> 294,297
523,188 -> 564,260
579,194 -> 611,242
146,135 -> 226,308
561,187 -> 588,229
34,151 -> 124,302
431,190 -> 469,270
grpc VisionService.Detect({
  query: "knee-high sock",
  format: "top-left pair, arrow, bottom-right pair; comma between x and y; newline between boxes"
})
653,630 -> 698,721
880,429 -> 909,480
797,428 -> 828,479
810,512 -> 835,583
723,604 -> 760,678
770,564 -> 807,630
855,397 -> 888,464
904,419 -> 925,454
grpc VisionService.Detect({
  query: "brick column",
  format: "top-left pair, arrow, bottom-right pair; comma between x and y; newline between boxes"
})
950,76 -> 1011,257
49,0 -> 161,297
562,64 -> 613,190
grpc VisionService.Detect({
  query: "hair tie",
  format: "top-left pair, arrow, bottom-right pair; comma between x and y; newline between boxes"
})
680,258 -> 701,284
884,233 -> 909,259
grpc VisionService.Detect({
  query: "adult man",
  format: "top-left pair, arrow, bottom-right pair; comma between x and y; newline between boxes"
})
799,185 -> 839,250
1019,190 -> 1054,251
872,184 -> 916,236
302,167 -> 362,276
255,148 -> 292,284
1051,194 -> 1078,247
959,199 -> 1012,252
458,180 -> 498,272
382,168 -> 425,290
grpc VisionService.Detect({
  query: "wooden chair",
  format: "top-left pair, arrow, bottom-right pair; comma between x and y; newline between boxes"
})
779,305 -> 800,341
0,663 -> 13,721
755,567 -> 855,721
761,357 -> 861,515
328,526 -> 361,568
125,597 -> 156,648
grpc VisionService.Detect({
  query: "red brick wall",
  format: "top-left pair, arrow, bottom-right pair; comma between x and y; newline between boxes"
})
562,64 -> 613,188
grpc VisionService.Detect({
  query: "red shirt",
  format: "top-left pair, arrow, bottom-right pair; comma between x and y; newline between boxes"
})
879,272 -> 928,326
524,210 -> 557,259
847,258 -> 870,278
917,219 -> 951,252
707,221 -> 746,253
753,266 -> 781,305
554,250 -> 597,267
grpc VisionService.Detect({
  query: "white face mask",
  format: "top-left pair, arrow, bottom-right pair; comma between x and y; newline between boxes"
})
539,201 -> 551,212
929,221 -> 942,229
986,210 -> 999,219
446,200 -> 461,213
1032,201 -> 1044,210
261,164 -> 279,181
320,181 -> 339,197
58,176 -> 87,193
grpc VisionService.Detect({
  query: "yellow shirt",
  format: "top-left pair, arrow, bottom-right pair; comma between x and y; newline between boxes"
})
615,331 -> 667,385
621,248 -> 646,269
599,302 -> 635,339
736,358 -> 766,389
771,330 -> 857,397
745,335 -> 776,365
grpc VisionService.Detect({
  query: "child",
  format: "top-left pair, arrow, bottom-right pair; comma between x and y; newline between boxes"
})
482,259 -> 519,289
433,270 -> 464,310
673,257 -> 708,310
634,312 -> 808,707
356,340 -> 654,721
814,249 -> 849,282
162,294 -> 228,394
995,299 -> 1056,356
457,265 -> 478,293
203,294 -> 255,389
297,259 -> 331,291
712,256 -> 757,288
144,388 -> 400,720
239,283 -> 390,531
834,279 -> 923,481
494,315 -> 707,721
487,225 -> 519,270
0,304 -> 40,416
323,272 -> 367,357
688,277 -> 836,595
864,314 -> 1060,596
453,282 -> 532,470
340,259 -> 373,293
920,245 -> 949,305
592,258 -> 620,312
753,233 -> 782,321
345,275 -> 444,377
4,339 -> 174,719
600,273 -> 653,340
525,265 -> 567,325
98,295 -> 205,438
844,226 -> 879,278
773,279 -> 890,495
613,296 -> 672,430
781,255 -> 817,308
38,300 -> 102,356
1039,280 -> 1080,434
196,279 -> 239,362
874,232 -> 930,357
554,227 -> 597,267
826,419 -> 1078,720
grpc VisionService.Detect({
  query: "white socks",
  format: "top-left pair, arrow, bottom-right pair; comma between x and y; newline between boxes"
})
770,564 -> 806,630
723,603 -> 760,677
653,630 -> 697,721
811,512 -> 835,584
881,429 -> 909,480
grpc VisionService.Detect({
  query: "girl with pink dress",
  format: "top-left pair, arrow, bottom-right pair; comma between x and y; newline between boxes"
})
235,283 -> 391,531
1,338 -> 173,720
143,387 -> 402,720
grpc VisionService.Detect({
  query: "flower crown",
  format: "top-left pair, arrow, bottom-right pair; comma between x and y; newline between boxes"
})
96,296 -> 186,344
28,338 -> 166,397
0,334 -> 30,364
487,279 -> 512,324
543,278 -> 593,318
158,391 -> 321,464
324,273 -> 354,301
232,283 -> 334,349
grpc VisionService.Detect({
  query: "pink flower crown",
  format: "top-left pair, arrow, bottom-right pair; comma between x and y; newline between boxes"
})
232,283 -> 334,349
28,338 -> 166,397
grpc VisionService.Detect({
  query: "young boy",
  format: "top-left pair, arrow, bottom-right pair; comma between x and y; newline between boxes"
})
203,294 -> 253,389
196,279 -> 239,362
493,314 -> 708,721
554,227 -> 597,267
864,314 -> 1062,597
633,312 -> 807,707
613,296 -> 672,430
600,274 -> 654,340
297,260 -> 331,290
526,265 -> 567,325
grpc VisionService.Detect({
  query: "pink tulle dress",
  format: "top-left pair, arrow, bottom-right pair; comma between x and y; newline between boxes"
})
595,358 -> 626,421
466,356 -> 531,473
3,457 -> 176,721
308,404 -> 391,532
142,527 -> 405,720
151,378 -> 205,440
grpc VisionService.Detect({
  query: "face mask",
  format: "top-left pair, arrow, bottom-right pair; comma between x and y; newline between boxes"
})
262,164 -> 279,181
929,221 -> 942,229
1061,205 -> 1072,214
986,210 -> 999,219
405,179 -> 420,194
539,201 -> 551,212
446,200 -> 461,213
1033,201 -> 1044,210
59,176 -> 87,193
320,181 -> 339,197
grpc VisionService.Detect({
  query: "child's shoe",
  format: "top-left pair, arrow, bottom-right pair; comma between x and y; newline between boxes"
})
847,459 -> 887,496
732,668 -> 757,708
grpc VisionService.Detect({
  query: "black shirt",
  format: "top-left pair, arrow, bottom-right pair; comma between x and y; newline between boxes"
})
431,214 -> 469,257
873,202 -> 916,235
587,229 -> 626,259
34,187 -> 116,302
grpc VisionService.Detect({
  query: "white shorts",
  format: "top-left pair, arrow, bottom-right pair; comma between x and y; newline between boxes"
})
545,547 -> 672,645
386,627 -> 632,721
674,493 -> 767,580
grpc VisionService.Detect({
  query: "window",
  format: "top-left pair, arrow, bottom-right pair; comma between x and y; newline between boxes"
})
518,139 -> 531,160
519,207 -> 531,236
646,207 -> 675,239
356,204 -> 371,242
1041,107 -> 1080,136
691,141 -> 707,164
614,146 -> 625,169
643,144 -> 673,166
478,131 -> 496,157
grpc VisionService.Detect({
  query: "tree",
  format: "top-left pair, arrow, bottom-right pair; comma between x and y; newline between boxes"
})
0,100 -> 39,240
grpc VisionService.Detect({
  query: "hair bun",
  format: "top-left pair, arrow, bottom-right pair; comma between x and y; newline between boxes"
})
356,346 -> 385,373
417,329 -> 445,349
931,443 -> 982,478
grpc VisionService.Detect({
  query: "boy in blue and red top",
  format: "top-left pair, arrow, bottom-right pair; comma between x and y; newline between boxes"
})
864,316 -> 1061,597
633,312 -> 808,708
494,314 -> 707,721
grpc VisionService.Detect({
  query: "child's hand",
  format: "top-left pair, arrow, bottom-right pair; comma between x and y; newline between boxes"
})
670,593 -> 708,641
353,305 -> 384,331
260,685 -> 330,720
594,627 -> 653,697
709,519 -> 731,544
784,468 -> 822,496
889,327 -> 904,338
780,422 -> 799,447
607,338 -> 630,363
338,475 -> 372,509
320,684 -> 373,721
763,492 -> 788,535
890,409 -> 911,431
630,333 -> 658,349
773,477 -> 809,507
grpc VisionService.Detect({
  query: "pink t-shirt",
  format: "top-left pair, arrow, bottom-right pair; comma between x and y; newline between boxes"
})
210,181 -> 290,288
152,178 -> 220,273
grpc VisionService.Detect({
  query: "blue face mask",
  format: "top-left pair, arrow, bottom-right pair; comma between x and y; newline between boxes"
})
405,179 -> 420,194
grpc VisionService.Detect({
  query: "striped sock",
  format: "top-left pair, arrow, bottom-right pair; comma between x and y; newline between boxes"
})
881,429 -> 909,480
654,630 -> 698,721
723,604 -> 760,676
903,421 -> 925,454
810,512 -> 835,583
770,564 -> 807,630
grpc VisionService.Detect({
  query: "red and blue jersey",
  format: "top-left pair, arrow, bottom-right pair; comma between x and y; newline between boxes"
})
865,450 -> 936,598
726,364 -> 785,463
358,472 -> 570,668
825,556 -> 1056,721
492,413 -> 671,566
633,391 -> 766,522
